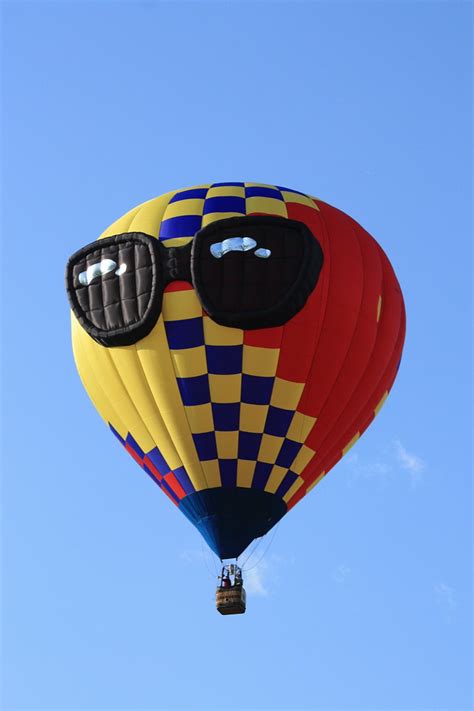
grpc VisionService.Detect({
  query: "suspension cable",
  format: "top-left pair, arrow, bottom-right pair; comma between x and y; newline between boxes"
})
200,538 -> 219,581
241,522 -> 281,573
238,536 -> 264,570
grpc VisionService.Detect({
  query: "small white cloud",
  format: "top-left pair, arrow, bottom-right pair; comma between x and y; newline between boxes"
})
333,563 -> 351,584
240,552 -> 289,597
180,549 -> 205,564
343,440 -> 426,489
434,582 -> 457,622
179,548 -> 221,582
393,440 -> 426,486
344,451 -> 392,488
245,564 -> 269,597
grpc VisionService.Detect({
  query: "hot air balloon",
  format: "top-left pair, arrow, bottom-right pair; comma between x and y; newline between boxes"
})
66,182 -> 405,615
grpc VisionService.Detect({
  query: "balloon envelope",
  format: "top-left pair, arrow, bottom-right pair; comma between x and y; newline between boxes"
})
68,182 -> 405,559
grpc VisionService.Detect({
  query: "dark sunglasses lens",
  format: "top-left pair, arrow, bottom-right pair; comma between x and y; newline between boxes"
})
66,232 -> 162,347
191,215 -> 324,330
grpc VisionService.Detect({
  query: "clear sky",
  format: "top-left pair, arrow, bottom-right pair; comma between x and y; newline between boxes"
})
1,2 -> 472,710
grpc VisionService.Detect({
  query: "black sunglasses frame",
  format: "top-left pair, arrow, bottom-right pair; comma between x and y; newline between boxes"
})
66,215 -> 324,347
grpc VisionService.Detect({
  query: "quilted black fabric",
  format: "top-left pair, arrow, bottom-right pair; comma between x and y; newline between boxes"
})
66,216 -> 324,346
66,233 -> 162,347
191,215 -> 324,329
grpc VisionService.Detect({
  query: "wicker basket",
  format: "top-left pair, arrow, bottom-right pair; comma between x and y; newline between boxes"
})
216,586 -> 247,615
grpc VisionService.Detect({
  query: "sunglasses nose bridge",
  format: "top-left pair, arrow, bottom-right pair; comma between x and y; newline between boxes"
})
159,241 -> 193,287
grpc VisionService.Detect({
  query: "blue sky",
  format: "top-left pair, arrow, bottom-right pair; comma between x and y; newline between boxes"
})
1,2 -> 471,710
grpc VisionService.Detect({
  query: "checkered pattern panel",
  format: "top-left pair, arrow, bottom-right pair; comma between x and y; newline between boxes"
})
110,424 -> 196,505
112,182 -> 320,503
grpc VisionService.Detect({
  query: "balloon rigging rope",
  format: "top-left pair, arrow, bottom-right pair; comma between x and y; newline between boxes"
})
200,537 -> 219,581
240,522 -> 281,573
197,521 -> 281,579
238,536 -> 262,570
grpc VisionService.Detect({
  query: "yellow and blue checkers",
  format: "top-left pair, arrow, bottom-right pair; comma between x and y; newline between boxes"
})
72,182 -> 320,559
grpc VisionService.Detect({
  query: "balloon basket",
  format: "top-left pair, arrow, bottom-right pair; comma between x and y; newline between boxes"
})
216,585 -> 247,615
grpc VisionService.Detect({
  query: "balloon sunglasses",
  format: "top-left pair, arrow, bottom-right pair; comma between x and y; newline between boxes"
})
66,215 -> 324,347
